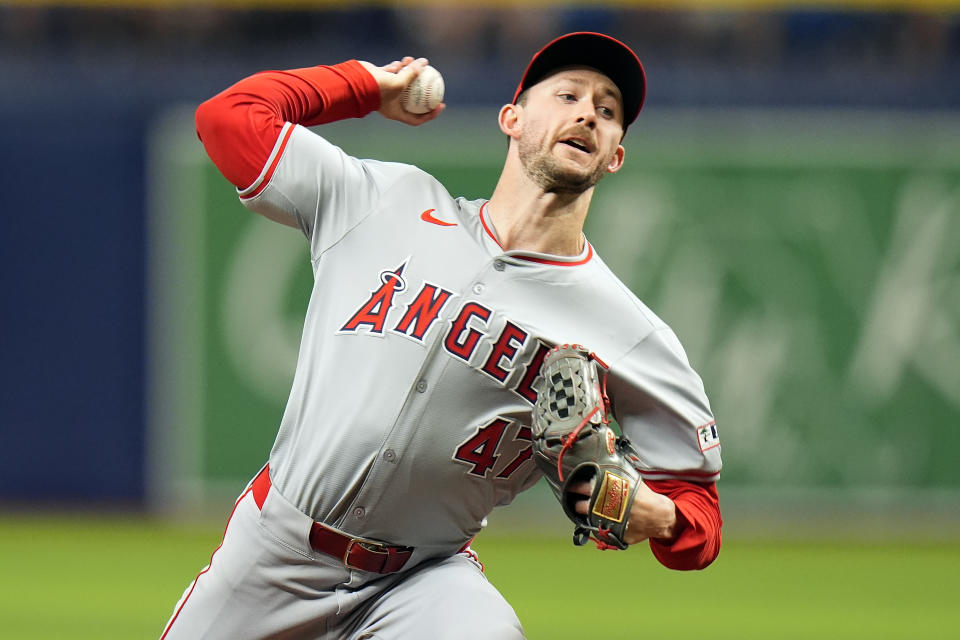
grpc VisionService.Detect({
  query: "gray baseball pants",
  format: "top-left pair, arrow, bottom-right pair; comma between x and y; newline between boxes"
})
160,472 -> 525,639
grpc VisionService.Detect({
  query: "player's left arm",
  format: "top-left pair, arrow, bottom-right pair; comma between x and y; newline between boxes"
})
643,478 -> 721,571
606,328 -> 723,570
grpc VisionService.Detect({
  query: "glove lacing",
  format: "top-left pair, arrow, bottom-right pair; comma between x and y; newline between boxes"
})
555,351 -> 611,482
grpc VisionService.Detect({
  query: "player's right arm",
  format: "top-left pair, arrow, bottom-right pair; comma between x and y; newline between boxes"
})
194,58 -> 439,194
194,58 -> 443,241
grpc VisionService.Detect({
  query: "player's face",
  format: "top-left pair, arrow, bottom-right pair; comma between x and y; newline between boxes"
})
515,68 -> 626,194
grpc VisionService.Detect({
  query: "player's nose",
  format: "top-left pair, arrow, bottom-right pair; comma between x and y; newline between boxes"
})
575,116 -> 597,131
574,103 -> 598,129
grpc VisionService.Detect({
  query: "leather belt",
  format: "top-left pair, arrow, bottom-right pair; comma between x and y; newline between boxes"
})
250,465 -> 413,575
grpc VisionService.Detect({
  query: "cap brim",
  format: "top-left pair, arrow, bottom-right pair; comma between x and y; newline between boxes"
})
512,32 -> 646,128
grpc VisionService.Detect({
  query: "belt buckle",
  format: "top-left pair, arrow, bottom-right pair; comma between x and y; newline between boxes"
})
343,536 -> 389,571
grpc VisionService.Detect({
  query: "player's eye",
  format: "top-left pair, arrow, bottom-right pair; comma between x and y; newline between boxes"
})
558,92 -> 577,102
597,105 -> 615,119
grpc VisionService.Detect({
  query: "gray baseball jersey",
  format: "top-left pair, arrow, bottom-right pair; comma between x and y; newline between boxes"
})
164,48 -> 722,640
163,118 -> 722,640
243,122 -> 721,556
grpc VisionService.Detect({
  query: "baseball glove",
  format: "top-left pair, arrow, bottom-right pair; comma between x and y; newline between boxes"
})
531,344 -> 644,550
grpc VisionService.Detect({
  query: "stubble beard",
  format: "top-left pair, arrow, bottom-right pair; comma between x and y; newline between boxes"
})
517,136 -> 609,195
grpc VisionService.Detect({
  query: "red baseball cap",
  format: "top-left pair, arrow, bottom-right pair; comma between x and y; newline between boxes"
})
512,32 -> 646,128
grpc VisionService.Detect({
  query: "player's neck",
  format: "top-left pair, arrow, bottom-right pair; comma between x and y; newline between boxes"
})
487,171 -> 592,257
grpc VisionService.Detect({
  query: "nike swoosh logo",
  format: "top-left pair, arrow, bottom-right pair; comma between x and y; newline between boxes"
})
420,208 -> 457,227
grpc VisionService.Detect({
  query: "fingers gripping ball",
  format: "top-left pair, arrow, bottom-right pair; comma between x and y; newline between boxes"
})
532,344 -> 644,550
401,65 -> 445,114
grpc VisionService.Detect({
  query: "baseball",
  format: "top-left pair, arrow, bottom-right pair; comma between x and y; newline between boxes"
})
400,65 -> 444,114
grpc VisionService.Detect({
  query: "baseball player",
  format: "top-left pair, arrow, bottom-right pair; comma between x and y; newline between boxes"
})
162,32 -> 722,639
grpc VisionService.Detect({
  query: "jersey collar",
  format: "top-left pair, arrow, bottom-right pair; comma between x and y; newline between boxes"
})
478,201 -> 594,267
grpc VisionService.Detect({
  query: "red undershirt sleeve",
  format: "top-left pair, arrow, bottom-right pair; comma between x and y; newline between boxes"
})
644,479 -> 722,570
194,59 -> 381,191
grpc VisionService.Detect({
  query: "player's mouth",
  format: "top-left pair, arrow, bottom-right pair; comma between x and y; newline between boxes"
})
558,136 -> 594,154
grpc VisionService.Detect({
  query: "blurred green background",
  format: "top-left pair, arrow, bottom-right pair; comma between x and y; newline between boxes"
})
2,514 -> 958,639
2,1 -> 959,638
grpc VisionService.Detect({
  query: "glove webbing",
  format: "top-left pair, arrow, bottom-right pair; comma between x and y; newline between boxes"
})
557,351 -> 624,551
556,350 -> 610,482
556,406 -> 602,482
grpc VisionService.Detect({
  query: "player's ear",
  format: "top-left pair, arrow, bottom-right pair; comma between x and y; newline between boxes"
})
606,144 -> 625,174
498,103 -> 521,140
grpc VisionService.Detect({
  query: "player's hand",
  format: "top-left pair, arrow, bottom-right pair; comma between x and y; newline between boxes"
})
567,480 -> 594,517
623,482 -> 678,545
358,57 -> 445,126
569,478 -> 677,545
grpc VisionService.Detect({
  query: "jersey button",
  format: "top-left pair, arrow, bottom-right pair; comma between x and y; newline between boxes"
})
493,260 -> 506,271
415,379 -> 428,393
383,448 -> 397,463
352,506 -> 366,519
472,283 -> 484,294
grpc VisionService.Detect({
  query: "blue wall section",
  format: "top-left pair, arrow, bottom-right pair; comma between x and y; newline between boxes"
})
0,103 -> 147,501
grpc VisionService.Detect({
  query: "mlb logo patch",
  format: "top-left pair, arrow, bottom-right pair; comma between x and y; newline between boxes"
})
697,421 -> 720,451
